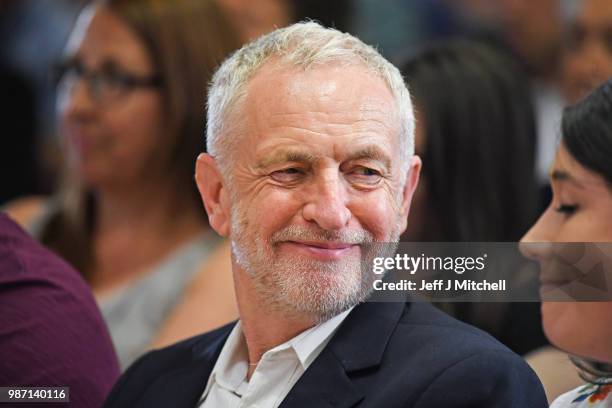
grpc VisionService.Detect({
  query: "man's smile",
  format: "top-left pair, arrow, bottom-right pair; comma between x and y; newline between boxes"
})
279,240 -> 360,261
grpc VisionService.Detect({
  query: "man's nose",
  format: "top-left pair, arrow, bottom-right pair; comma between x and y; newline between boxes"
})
301,171 -> 351,231
519,207 -> 556,261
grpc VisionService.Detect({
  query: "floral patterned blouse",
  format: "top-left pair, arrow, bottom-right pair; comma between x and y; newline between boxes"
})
551,384 -> 612,407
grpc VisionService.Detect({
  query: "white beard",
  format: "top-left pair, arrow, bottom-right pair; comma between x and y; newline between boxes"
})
230,201 -> 402,322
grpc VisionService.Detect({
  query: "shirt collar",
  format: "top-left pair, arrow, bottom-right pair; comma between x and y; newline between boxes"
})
200,306 -> 354,398
202,321 -> 248,397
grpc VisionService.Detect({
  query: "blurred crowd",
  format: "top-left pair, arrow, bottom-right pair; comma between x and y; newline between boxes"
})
1,0 -> 611,406
4,0 -> 612,205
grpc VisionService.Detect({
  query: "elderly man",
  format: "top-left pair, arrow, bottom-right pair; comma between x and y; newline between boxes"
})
104,22 -> 547,408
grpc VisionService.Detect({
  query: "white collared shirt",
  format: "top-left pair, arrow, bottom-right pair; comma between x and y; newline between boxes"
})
198,308 -> 353,408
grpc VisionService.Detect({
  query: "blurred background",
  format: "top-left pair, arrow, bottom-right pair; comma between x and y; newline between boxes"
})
0,0 -> 587,205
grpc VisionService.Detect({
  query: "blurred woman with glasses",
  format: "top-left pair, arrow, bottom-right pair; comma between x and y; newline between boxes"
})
6,0 -> 241,369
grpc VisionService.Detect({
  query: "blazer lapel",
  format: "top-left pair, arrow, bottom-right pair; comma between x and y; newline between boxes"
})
280,302 -> 406,408
279,347 -> 364,408
136,359 -> 214,407
137,324 -> 233,408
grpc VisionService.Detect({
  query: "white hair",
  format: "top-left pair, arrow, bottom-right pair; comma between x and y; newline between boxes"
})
206,21 -> 414,176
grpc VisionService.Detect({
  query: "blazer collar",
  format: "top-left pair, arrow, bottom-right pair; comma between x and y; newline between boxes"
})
138,323 -> 235,407
148,302 -> 406,408
280,301 -> 406,408
328,301 -> 405,371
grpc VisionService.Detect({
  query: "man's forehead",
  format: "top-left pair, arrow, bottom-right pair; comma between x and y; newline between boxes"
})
244,61 -> 397,116
254,141 -> 394,168
227,60 -> 403,165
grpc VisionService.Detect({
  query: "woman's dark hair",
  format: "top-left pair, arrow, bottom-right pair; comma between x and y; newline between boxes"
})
399,40 -> 539,241
41,0 -> 240,276
396,41 -> 547,356
562,79 -> 612,184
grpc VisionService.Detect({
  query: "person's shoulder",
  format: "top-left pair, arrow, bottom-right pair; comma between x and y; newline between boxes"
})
0,213 -> 121,406
0,210 -> 110,345
144,321 -> 236,367
336,302 -> 547,406
0,209 -> 80,288
2,195 -> 46,229
393,301 -> 536,373
387,302 -> 548,407
0,210 -> 64,281
118,322 -> 235,380
104,322 -> 235,407
396,301 -> 510,353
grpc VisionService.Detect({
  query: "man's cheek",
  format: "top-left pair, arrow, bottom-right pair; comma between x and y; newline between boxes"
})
262,191 -> 305,218
249,195 -> 291,229
354,198 -> 395,239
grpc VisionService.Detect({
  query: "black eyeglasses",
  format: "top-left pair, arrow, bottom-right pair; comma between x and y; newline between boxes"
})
52,59 -> 163,105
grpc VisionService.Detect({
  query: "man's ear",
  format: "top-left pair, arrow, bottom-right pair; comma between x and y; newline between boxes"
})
398,155 -> 422,234
195,153 -> 230,237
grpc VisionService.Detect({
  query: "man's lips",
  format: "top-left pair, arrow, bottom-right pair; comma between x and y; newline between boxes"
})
291,240 -> 355,249
280,240 -> 359,260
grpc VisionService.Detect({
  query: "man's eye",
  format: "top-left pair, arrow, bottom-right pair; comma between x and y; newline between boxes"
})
270,168 -> 304,182
555,204 -> 578,215
347,167 -> 382,185
356,168 -> 379,176
351,167 -> 381,177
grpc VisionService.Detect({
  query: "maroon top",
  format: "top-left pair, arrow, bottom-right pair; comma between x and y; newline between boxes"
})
0,213 -> 120,407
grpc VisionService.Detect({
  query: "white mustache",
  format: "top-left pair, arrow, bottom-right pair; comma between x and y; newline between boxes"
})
271,225 -> 374,245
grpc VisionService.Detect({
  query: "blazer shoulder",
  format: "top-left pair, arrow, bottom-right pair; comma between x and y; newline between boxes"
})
140,321 -> 235,370
104,322 -> 235,407
383,303 -> 547,406
397,302 -> 512,353
412,349 -> 548,408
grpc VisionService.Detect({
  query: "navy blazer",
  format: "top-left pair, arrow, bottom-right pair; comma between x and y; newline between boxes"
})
104,301 -> 547,407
